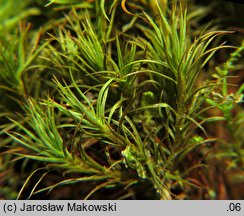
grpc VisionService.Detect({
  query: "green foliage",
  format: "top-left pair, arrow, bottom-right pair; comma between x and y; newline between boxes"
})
0,0 -> 40,33
0,0 -> 243,199
207,40 -> 244,169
